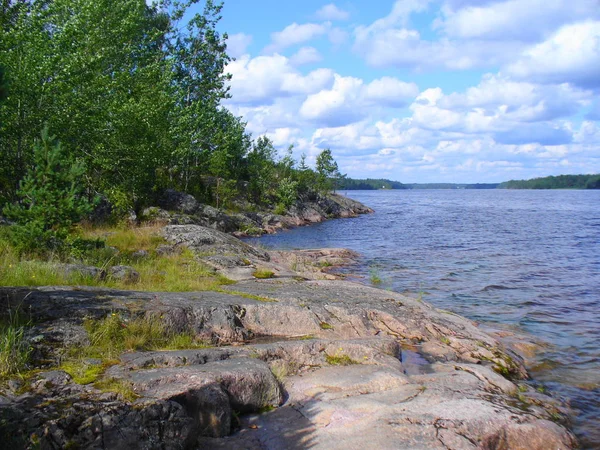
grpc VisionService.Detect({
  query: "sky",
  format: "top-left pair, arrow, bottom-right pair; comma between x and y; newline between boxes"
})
207,0 -> 598,183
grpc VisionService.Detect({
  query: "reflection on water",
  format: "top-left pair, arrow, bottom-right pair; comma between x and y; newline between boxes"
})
246,189 -> 600,448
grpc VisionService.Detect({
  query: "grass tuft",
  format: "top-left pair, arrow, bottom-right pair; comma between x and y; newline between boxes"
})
93,377 -> 140,402
253,268 -> 275,279
325,353 -> 357,366
0,304 -> 33,380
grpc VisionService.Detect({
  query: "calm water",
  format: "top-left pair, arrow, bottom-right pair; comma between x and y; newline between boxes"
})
247,190 -> 600,448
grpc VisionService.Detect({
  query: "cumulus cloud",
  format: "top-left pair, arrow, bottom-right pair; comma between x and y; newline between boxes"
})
226,54 -> 334,105
437,0 -> 600,42
300,75 -> 419,126
315,3 -> 350,21
505,21 -> 600,89
354,23 -> 523,70
264,22 -> 330,53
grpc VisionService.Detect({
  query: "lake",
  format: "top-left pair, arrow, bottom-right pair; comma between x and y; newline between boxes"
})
246,189 -> 600,448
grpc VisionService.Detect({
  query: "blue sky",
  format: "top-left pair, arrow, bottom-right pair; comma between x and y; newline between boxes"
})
200,0 -> 598,183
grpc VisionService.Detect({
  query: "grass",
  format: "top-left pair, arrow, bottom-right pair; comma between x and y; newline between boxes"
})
93,378 -> 139,402
325,353 -> 358,366
0,224 -> 232,292
253,268 -> 275,279
0,304 -> 33,380
56,312 -> 209,397
81,313 -> 210,359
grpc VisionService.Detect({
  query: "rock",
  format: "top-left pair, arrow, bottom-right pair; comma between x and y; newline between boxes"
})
89,196 -> 113,224
161,224 -> 269,262
158,188 -> 201,214
131,249 -> 149,260
0,279 -> 577,449
155,244 -> 180,256
59,263 -> 105,280
140,206 -> 171,222
108,265 -> 140,284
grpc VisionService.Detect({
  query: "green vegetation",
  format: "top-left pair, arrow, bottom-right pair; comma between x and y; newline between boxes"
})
498,174 -> 600,189
3,127 -> 94,256
319,322 -> 334,330
0,305 -> 33,379
0,0 -> 342,219
0,224 -> 231,291
325,353 -> 358,366
82,313 -> 209,358
253,268 -> 275,279
57,312 -> 209,394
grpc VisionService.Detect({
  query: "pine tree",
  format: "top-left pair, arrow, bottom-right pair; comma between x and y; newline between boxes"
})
3,126 -> 92,254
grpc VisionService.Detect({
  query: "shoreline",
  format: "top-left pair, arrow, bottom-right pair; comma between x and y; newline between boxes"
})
0,196 -> 580,448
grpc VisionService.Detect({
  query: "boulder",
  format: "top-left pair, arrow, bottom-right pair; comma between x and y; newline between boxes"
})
59,263 -> 105,280
161,224 -> 269,262
158,189 -> 200,215
108,265 -> 140,284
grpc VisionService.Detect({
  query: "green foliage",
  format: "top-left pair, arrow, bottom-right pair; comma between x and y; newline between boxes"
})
0,65 -> 7,103
315,149 -> 342,193
3,127 -> 93,255
0,304 -> 33,379
0,0 -> 341,216
498,174 -> 600,189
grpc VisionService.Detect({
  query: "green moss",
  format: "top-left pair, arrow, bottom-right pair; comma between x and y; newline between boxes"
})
219,289 -> 278,303
60,360 -> 106,385
319,322 -> 333,330
325,353 -> 357,366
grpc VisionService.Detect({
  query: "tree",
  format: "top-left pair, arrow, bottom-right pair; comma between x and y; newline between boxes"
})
3,127 -> 93,254
0,65 -> 7,103
315,149 -> 341,193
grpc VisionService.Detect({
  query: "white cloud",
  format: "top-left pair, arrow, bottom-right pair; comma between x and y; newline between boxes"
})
315,3 -> 350,21
441,74 -> 592,121
354,24 -> 523,70
300,74 -> 418,126
438,0 -> 600,42
364,77 -> 420,107
290,47 -> 322,66
264,22 -> 330,53
300,75 -> 365,126
226,33 -> 253,58
226,54 -> 334,105
505,21 -> 600,88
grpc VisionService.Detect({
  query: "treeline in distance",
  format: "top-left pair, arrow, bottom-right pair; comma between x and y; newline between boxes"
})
498,174 -> 600,190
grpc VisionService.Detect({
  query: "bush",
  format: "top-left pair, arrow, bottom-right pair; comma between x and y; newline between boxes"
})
3,127 -> 93,255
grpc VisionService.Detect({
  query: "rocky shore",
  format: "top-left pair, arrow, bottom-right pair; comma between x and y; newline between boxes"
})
0,196 -> 578,449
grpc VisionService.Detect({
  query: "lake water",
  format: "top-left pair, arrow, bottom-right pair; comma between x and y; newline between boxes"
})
246,189 -> 600,448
